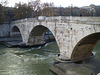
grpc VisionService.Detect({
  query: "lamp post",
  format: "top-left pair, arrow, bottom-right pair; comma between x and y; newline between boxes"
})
80,8 -> 82,16
6,7 -> 13,25
71,4 -> 73,16
92,8 -> 94,17
60,5 -> 62,16
5,7 -> 14,37
31,12 -> 34,18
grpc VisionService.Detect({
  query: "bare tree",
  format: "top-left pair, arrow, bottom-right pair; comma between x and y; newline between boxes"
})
42,2 -> 54,16
0,0 -> 9,6
28,0 -> 42,16
13,2 -> 33,20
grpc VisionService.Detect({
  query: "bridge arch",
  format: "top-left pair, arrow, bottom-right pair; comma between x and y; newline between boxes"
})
12,26 -> 20,32
11,26 -> 22,41
28,25 -> 58,47
71,32 -> 100,61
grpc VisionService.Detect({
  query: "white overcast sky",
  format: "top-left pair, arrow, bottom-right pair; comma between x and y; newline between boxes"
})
7,0 -> 100,7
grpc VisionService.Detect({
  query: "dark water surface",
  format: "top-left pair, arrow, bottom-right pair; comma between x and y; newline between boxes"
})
0,42 -> 59,75
0,40 -> 100,75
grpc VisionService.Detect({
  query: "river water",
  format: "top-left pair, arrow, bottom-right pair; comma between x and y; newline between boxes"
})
0,42 -> 59,75
0,41 -> 100,75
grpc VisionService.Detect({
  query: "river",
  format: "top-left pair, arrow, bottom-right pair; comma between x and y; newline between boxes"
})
0,42 -> 59,75
0,41 -> 100,75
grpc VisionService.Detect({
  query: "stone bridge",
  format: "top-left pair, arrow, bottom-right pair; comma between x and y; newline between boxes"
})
10,16 -> 100,61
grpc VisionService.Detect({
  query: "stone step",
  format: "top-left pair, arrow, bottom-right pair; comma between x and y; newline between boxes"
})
50,65 -> 66,75
4,41 -> 21,47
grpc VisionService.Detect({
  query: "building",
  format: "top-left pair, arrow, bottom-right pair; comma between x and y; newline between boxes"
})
82,4 -> 100,16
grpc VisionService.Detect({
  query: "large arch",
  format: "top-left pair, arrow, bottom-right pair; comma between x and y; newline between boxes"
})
28,25 -> 57,47
11,26 -> 22,42
71,32 -> 100,61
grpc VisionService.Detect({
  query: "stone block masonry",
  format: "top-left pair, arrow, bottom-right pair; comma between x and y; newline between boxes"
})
10,16 -> 100,61
0,24 -> 10,37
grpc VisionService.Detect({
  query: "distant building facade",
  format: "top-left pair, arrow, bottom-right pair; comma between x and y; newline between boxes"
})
82,4 -> 100,16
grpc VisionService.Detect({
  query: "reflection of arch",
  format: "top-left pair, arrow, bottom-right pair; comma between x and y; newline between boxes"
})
11,26 -> 22,41
71,33 -> 100,61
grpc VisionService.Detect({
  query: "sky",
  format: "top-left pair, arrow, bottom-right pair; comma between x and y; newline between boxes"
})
7,0 -> 100,7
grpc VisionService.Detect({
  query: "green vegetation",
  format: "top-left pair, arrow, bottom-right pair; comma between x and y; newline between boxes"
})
13,3 -> 33,20
0,4 -> 5,24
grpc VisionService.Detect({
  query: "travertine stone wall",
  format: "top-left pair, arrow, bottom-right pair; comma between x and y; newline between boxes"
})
11,16 -> 100,61
0,24 -> 9,37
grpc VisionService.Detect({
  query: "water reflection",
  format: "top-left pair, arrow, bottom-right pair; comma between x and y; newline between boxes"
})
0,42 -> 58,75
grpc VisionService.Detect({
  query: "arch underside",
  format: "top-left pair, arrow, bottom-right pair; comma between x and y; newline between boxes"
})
28,25 -> 56,46
71,33 -> 100,61
12,26 -> 20,32
30,25 -> 48,36
11,26 -> 22,41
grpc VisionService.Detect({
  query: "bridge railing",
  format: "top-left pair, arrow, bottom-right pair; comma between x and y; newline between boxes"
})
11,18 -> 38,24
11,16 -> 100,25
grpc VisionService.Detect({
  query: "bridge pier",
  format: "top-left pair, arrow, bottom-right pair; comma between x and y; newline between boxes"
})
27,36 -> 45,46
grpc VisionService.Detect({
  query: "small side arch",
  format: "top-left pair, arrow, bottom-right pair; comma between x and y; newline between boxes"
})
12,26 -> 20,32
71,32 -> 100,61
11,26 -> 22,41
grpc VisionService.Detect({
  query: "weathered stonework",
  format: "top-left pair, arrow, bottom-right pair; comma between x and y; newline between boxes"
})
10,16 -> 100,61
0,24 -> 9,37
